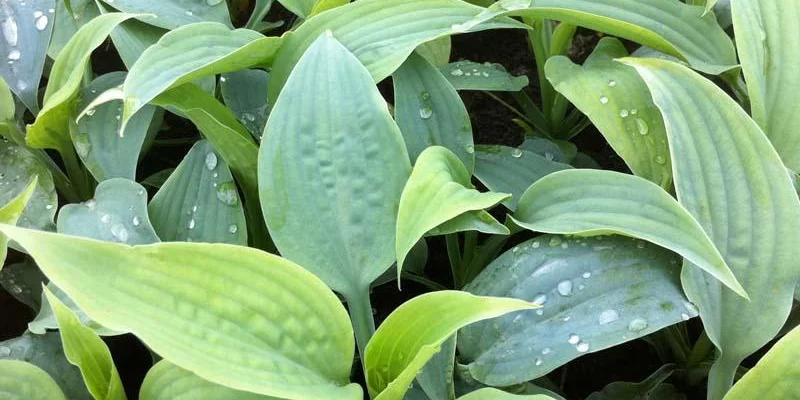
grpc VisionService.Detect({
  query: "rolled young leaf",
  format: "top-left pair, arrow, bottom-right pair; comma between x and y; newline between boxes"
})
724,326 -> 800,399
0,360 -> 67,400
623,57 -> 800,398
511,169 -> 745,297
364,291 -> 536,400
139,360 -> 280,400
0,224 -> 362,400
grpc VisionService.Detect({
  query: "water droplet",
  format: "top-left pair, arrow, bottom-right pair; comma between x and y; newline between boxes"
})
205,152 -> 218,170
636,241 -> 646,249
10,284 -> 22,294
531,241 -> 540,248
654,155 -> 666,165
541,347 -> 552,355
544,151 -> 554,161
628,318 -> 648,332
465,144 -> 474,154
512,314 -> 524,323
549,237 -> 562,247
1,16 -> 18,46
635,118 -> 649,135
683,301 -> 699,316
599,96 -> 609,104
630,108 -> 638,115
7,49 -> 20,61
420,91 -> 431,101
216,181 -> 239,206
132,216 -> 141,226
535,357 -> 543,366
419,104 -> 433,119
608,80 -> 617,87
481,71 -> 489,77
0,346 -> 10,356
681,313 -> 691,321
576,341 -> 590,352
532,293 -> 547,305
86,108 -> 97,116
34,15 -> 48,31
84,199 -> 96,210
219,76 -> 227,83
511,148 -> 523,158
619,109 -> 629,118
185,10 -> 194,16
228,224 -> 238,234
100,214 -> 111,223
450,68 -> 464,77
598,309 -> 620,325
450,23 -> 466,32
207,0 -> 224,5
536,309 -> 544,315
45,204 -> 54,210
110,224 -> 129,242
567,334 -> 580,345
582,271 -> 591,279
188,219 -> 196,229
243,112 -> 256,122
557,280 -> 573,296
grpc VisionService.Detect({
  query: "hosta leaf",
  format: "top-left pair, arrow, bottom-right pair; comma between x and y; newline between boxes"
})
107,15 -> 166,68
0,178 -> 36,265
396,146 -> 509,275
74,72 -> 157,181
731,0 -> 800,171
724,326 -> 800,399
440,61 -> 529,91
473,145 -> 572,211
120,23 -> 281,126
459,235 -> 697,386
511,169 -> 746,298
0,332 -> 92,400
546,37 -> 671,188
268,0 -> 527,101
364,291 -> 535,400
586,364 -> 682,400
416,336 -> 456,400
57,179 -> 160,245
278,0 -> 316,18
415,36 -> 451,67
0,141 -> 57,231
519,137 -> 568,164
508,0 -> 736,74
45,287 -> 126,400
0,360 -> 67,400
393,52 -> 474,169
31,283 -> 123,336
427,210 -> 509,236
0,258 -> 44,310
623,58 -> 800,397
0,225 -> 363,400
139,360 -> 280,400
259,34 -> 411,296
48,0 -> 100,58
457,388 -> 554,400
220,69 -> 269,141
26,12 -> 138,154
0,0 -> 55,113
98,0 -> 232,30
149,140 -> 247,245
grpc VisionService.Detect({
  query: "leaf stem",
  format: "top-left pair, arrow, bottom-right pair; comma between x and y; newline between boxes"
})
687,330 -> 714,367
445,234 -> 463,287
707,352 -> 740,400
347,288 -> 376,372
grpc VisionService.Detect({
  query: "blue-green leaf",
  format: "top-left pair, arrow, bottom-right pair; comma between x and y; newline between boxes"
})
98,0 -> 232,30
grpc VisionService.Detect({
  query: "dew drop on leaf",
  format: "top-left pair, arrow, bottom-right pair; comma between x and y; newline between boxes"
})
1,16 -> 18,46
34,15 -> 48,31
608,80 -> 617,87
627,318 -> 648,332
599,96 -> 609,104
582,271 -> 591,279
216,181 -> 239,206
228,224 -> 238,234
100,214 -> 111,223
110,224 -> 129,242
132,216 -> 141,226
576,341 -> 590,352
598,309 -> 619,325
567,334 -> 580,345
541,347 -> 552,355
205,152 -> 218,170
419,104 -> 433,119
7,49 -> 19,61
532,293 -> 547,305
619,109 -> 629,118
635,118 -> 649,135
557,280 -> 573,296
511,148 -> 523,158
654,155 -> 667,165
450,68 -> 464,77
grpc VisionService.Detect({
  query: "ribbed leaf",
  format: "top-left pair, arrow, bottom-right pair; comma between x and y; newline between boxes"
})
120,23 -> 280,126
0,360 -> 67,400
416,36 -> 451,67
0,178 -> 37,265
259,34 -> 410,297
623,57 -> 800,397
473,145 -> 571,211
26,12 -> 138,153
459,235 -> 697,386
0,224 -> 362,400
440,61 -> 529,91
393,52 -> 474,169
0,142 -> 56,232
105,11 -> 166,68
31,282 -> 123,336
48,0 -> 100,59
396,146 -> 509,276
98,0 -> 232,30
45,287 -> 126,400
149,140 -> 247,245
512,169 -> 745,297
139,361 -> 280,400
0,0 -> 54,113
731,0 -> 800,171
457,389 -> 554,400
364,291 -> 535,400
546,37 -> 671,188
278,0 -> 316,18
724,326 -> 800,399
220,69 -> 269,141
268,0 -> 527,101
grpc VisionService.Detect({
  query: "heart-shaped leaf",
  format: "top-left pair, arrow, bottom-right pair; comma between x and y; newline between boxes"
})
149,140 -> 247,245
0,142 -> 57,232
364,291 -> 535,400
724,326 -> 800,399
0,224 -> 363,400
0,360 -> 67,400
139,360 -> 280,400
624,57 -> 800,398
458,235 -> 697,386
440,61 -> 528,91
97,0 -> 232,30
393,52 -> 474,170
512,169 -> 745,298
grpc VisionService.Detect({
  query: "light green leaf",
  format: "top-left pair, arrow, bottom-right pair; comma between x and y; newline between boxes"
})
0,224 -> 362,400
98,0 -> 232,30
45,287 -> 126,400
259,34 -> 410,296
0,178 -> 37,265
0,0 -> 55,113
509,0 -> 736,74
440,61 -> 529,91
220,69 -> 269,141
31,283 -> 123,336
623,57 -> 800,397
0,257 -> 44,310
473,145 -> 572,211
731,0 -> 800,171
139,360 -> 281,400
393,52 -> 474,169
0,141 -> 57,232
74,72 -> 157,181
724,325 -> 800,399
416,336 -> 456,400
416,36 -> 451,67
48,0 -> 100,59
586,364 -> 683,400
26,12 -> 139,154
546,37 -> 671,188
512,169 -> 746,298
459,235 -> 697,386
364,291 -> 535,400
427,210 -> 509,236
396,146 -> 509,276
120,23 -> 281,126
457,388 -> 554,400
149,140 -> 247,245
0,332 -> 92,399
0,360 -> 67,400
57,179 -> 160,245
268,0 -> 527,101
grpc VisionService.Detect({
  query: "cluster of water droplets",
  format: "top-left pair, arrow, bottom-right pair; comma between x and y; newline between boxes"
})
202,151 -> 240,236
2,7 -> 53,90
601,79 -> 667,166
